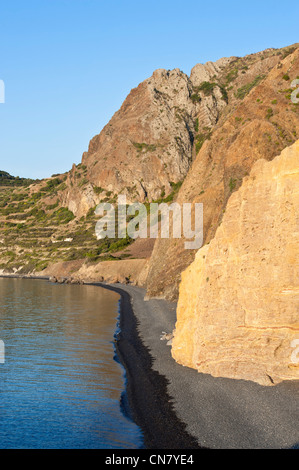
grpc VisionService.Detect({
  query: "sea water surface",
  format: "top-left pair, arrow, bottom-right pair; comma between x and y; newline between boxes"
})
0,278 -> 143,449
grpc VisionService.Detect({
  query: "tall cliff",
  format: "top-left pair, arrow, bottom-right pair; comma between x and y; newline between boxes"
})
171,140 -> 299,386
64,65 -> 228,217
146,44 -> 299,300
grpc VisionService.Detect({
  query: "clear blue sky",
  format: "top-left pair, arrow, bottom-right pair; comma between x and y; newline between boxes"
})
0,0 -> 298,179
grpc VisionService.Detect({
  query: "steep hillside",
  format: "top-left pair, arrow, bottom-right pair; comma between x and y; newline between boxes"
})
146,44 -> 299,300
0,44 -> 298,281
172,140 -> 299,386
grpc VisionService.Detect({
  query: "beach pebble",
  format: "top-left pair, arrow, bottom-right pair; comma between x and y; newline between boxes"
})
160,332 -> 174,341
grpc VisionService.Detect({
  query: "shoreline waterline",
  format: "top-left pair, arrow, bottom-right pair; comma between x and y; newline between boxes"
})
0,276 -> 143,448
93,281 -> 202,449
1,274 -> 299,449
0,274 -> 200,449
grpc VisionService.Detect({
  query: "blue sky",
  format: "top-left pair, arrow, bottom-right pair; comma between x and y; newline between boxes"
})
0,0 -> 298,179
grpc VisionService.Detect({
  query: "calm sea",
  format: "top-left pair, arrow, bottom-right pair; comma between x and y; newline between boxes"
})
0,278 -> 143,449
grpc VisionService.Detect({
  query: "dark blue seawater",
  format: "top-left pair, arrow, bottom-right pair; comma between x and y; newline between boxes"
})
0,278 -> 143,449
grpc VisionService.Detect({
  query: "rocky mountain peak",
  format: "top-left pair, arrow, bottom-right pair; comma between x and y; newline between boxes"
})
190,56 -> 236,86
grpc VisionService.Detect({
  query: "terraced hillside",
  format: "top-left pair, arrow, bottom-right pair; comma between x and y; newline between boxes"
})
0,175 -> 132,274
0,171 -> 183,275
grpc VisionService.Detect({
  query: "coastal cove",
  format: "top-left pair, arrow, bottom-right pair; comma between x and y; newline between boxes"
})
0,277 -> 143,449
0,275 -> 298,449
1,0 -> 299,453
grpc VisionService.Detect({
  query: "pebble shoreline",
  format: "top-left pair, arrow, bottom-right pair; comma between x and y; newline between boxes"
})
102,282 -> 299,450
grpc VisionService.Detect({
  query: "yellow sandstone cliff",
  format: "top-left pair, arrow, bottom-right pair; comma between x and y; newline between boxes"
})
172,140 -> 299,386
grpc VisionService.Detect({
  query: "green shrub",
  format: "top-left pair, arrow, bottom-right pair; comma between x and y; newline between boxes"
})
281,47 -> 296,59
41,178 -> 62,192
225,68 -> 238,85
35,260 -> 48,271
192,81 -> 228,103
46,201 -> 59,211
52,207 -> 75,224
170,181 -> 183,192
190,93 -> 201,103
30,192 -> 43,202
220,86 -> 228,103
197,81 -> 217,95
229,177 -> 237,192
194,130 -> 211,153
132,142 -> 157,152
93,186 -> 104,195
78,178 -> 88,188
86,207 -> 96,219
108,236 -> 132,253
235,75 -> 264,99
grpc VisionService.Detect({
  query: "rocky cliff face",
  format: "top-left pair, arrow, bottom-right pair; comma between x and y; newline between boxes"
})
64,66 -> 230,217
65,69 -> 196,217
52,45 -> 298,223
146,45 -> 299,300
171,140 -> 299,386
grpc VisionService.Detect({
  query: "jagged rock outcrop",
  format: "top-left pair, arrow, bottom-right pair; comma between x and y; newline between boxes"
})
146,44 -> 299,300
67,69 -> 198,213
190,57 -> 236,86
64,61 -> 232,216
171,140 -> 299,386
